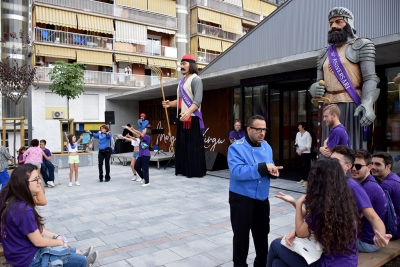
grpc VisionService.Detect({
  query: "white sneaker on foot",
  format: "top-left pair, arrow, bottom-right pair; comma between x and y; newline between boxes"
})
68,182 -> 72,187
297,179 -> 305,184
131,175 -> 138,181
141,183 -> 150,187
136,178 -> 143,183
75,181 -> 81,186
47,181 -> 55,188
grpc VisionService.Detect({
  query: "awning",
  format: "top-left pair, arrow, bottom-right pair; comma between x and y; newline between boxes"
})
148,0 -> 176,17
115,20 -> 147,45
198,36 -> 222,52
77,14 -> 114,35
164,60 -> 177,69
35,44 -> 76,59
190,36 -> 198,54
242,19 -> 257,27
115,54 -> 147,64
221,14 -> 242,34
222,41 -> 234,52
35,6 -> 77,28
115,0 -> 147,10
148,58 -> 165,68
76,50 -> 113,66
147,26 -> 175,35
198,8 -> 221,24
261,1 -> 277,17
243,0 -> 260,14
197,63 -> 207,69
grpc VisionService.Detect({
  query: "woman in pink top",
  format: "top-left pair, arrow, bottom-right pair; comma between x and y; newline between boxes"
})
23,139 -> 43,175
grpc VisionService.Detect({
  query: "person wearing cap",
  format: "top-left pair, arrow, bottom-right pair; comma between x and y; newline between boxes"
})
162,54 -> 206,178
309,7 -> 380,151
138,113 -> 149,132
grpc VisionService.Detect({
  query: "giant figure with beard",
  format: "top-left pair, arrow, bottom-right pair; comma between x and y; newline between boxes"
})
310,7 -> 380,151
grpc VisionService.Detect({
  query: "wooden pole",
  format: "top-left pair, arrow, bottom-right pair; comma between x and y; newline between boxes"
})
20,117 -> 25,148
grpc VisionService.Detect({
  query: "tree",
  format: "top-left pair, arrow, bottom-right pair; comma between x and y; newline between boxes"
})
47,61 -> 85,132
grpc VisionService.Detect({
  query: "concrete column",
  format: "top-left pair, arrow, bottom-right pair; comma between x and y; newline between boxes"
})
176,0 -> 189,79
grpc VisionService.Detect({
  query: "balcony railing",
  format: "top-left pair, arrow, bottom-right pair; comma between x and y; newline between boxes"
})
32,0 -> 114,16
193,51 -> 220,64
190,0 -> 260,23
128,44 -> 177,58
114,5 -> 177,29
34,28 -> 113,50
36,67 -> 177,87
191,23 -> 242,42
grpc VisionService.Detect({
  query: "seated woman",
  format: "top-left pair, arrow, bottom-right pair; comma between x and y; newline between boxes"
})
267,159 -> 361,267
0,164 -> 99,267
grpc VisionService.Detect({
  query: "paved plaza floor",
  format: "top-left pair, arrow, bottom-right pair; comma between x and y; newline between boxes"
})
3,156 -> 307,267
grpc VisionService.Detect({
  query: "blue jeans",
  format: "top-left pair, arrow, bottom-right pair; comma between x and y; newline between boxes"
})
357,239 -> 380,252
41,160 -> 55,183
266,239 -> 320,267
135,156 -> 150,184
0,168 -> 10,191
29,246 -> 87,267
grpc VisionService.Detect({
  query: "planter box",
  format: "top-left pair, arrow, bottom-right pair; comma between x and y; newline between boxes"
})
51,152 -> 93,169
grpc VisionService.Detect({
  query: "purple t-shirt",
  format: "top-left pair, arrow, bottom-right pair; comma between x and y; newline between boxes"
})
229,130 -> 246,141
1,201 -> 39,267
17,155 -> 24,166
327,124 -> 349,149
305,214 -> 358,267
347,178 -> 373,212
360,175 -> 388,244
139,134 -> 151,157
42,148 -> 52,162
381,172 -> 400,239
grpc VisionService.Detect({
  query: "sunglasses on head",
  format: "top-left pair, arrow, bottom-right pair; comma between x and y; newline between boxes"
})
352,164 -> 367,170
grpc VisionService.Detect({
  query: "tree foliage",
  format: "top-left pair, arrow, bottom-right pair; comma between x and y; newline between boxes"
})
48,61 -> 85,100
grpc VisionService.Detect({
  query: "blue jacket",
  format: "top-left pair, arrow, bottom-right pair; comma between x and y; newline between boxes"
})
137,119 -> 149,132
228,136 -> 274,200
92,131 -> 112,150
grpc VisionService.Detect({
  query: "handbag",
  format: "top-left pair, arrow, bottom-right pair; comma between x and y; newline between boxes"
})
280,234 -> 323,264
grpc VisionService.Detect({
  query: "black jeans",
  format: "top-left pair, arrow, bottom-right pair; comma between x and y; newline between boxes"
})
98,147 -> 112,180
229,191 -> 270,267
298,153 -> 311,181
134,156 -> 150,184
41,160 -> 55,183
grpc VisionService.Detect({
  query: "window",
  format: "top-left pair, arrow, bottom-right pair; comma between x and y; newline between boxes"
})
45,92 -> 67,107
82,94 -> 99,120
2,95 -> 28,118
145,36 -> 161,55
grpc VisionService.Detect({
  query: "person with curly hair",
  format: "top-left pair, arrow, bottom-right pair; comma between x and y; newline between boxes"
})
268,159 -> 361,266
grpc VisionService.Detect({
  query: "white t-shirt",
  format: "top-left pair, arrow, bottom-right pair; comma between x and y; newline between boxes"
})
67,142 -> 79,152
131,139 -> 140,147
295,131 -> 312,154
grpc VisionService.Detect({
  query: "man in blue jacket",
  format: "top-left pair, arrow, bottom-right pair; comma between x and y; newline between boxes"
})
228,115 -> 282,267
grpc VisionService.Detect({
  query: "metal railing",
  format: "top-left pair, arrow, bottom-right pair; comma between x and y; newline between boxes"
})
191,23 -> 242,42
127,44 -> 177,58
190,0 -> 260,23
34,28 -> 113,50
32,0 -> 114,16
36,67 -> 177,87
193,51 -> 220,64
114,5 -> 177,29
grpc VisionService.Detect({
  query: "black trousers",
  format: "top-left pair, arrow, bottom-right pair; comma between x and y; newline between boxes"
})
134,156 -> 150,184
229,191 -> 270,267
298,153 -> 311,181
98,148 -> 112,180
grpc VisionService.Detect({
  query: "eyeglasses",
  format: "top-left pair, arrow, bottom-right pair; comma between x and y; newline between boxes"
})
28,176 -> 41,184
249,127 -> 267,133
352,164 -> 367,171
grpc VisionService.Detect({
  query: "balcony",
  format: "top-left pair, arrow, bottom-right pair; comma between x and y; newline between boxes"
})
193,51 -> 220,64
114,5 -> 177,29
190,0 -> 260,23
191,23 -> 242,42
32,0 -> 114,16
35,28 -> 113,50
36,67 -> 177,88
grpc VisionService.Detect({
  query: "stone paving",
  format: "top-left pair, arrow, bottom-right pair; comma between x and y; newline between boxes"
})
3,155 -> 307,267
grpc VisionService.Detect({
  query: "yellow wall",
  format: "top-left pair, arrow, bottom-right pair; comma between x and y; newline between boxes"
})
84,123 -> 105,130
45,107 -> 68,120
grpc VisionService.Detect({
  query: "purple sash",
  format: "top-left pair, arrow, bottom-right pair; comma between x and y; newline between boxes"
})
327,45 -> 369,139
179,77 -> 205,134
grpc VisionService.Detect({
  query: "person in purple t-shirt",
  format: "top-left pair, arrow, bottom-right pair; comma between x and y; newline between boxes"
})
372,152 -> 400,240
123,126 -> 152,187
40,140 -> 56,188
320,104 -> 350,158
0,164 -> 99,267
268,159 -> 361,267
352,149 -> 388,252
229,122 -> 246,143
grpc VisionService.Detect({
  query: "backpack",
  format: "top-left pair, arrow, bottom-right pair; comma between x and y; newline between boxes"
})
366,179 -> 397,235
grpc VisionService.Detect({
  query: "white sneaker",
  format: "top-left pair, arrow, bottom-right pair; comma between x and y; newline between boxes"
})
141,183 -> 150,187
47,181 -> 55,188
68,182 -> 72,187
131,175 -> 138,181
136,178 -> 143,183
75,181 -> 81,186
